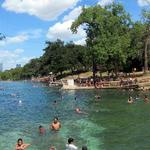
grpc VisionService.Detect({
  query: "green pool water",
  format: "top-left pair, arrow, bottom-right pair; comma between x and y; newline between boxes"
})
0,81 -> 150,150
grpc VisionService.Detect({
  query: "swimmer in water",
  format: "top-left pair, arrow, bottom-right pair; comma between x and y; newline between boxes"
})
75,108 -> 88,114
95,95 -> 101,100
66,138 -> 78,150
127,96 -> 133,104
49,145 -> 56,150
39,125 -> 46,135
15,138 -> 30,150
50,117 -> 61,131
19,100 -> 22,104
11,93 -> 16,97
144,95 -> 149,103
53,100 -> 57,105
82,146 -> 88,150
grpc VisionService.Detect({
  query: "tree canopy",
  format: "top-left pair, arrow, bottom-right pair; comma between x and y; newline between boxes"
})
0,3 -> 149,81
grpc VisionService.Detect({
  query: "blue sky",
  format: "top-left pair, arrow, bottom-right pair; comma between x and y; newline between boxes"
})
0,0 -> 149,70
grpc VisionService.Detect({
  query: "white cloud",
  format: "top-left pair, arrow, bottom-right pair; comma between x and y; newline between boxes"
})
47,19 -> 86,42
0,49 -> 34,70
7,35 -> 28,44
63,6 -> 82,21
14,48 -> 24,54
0,34 -> 28,46
2,0 -> 80,21
0,29 -> 43,46
47,6 -> 86,44
74,38 -> 86,45
20,29 -> 43,39
98,0 -> 114,7
137,0 -> 150,6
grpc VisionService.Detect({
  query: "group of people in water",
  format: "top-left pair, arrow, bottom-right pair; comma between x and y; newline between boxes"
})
127,94 -> 149,104
16,118 -> 87,150
15,137 -> 88,150
15,95 -> 88,150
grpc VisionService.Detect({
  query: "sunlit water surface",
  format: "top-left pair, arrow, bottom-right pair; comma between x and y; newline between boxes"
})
0,81 -> 150,150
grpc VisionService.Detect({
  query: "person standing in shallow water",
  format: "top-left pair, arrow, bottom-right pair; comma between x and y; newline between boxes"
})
50,117 -> 61,131
66,138 -> 78,150
15,138 -> 30,150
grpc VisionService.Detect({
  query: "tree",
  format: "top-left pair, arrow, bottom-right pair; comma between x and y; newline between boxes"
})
142,9 -> 150,74
71,3 -> 132,85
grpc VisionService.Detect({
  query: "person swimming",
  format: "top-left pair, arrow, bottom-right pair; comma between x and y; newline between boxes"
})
127,96 -> 133,104
49,145 -> 56,150
53,100 -> 57,106
50,117 -> 61,131
144,95 -> 149,103
39,125 -> 46,135
95,95 -> 101,100
75,108 -> 88,115
75,108 -> 81,113
15,138 -> 30,150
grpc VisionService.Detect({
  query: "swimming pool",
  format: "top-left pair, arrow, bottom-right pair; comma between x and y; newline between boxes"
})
0,81 -> 150,150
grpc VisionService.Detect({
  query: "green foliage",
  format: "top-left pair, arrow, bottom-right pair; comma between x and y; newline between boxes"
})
0,68 -> 23,80
71,3 -> 132,76
0,3 -> 149,80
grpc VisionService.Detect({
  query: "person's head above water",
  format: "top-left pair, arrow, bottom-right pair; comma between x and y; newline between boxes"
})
82,145 -> 88,150
53,117 -> 59,123
39,125 -> 45,134
49,145 -> 56,150
68,138 -> 74,144
75,108 -> 80,112
17,138 -> 23,146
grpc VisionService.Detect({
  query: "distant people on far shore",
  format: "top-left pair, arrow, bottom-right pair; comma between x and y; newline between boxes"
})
50,117 -> 61,131
39,125 -> 46,135
15,138 -> 30,150
66,138 -> 78,150
127,96 -> 133,104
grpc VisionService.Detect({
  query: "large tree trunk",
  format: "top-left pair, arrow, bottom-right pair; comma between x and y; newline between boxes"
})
144,39 -> 148,74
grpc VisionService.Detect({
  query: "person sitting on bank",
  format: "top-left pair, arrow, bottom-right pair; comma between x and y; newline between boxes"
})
39,125 -> 46,135
15,138 -> 30,150
66,138 -> 78,150
127,96 -> 133,104
50,117 -> 61,131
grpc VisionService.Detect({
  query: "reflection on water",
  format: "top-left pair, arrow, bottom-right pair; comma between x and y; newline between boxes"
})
0,81 -> 150,150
